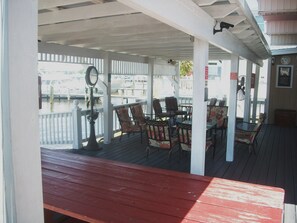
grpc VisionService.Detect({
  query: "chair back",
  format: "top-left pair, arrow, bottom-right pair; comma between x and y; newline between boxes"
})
209,106 -> 228,128
153,99 -> 163,115
209,98 -> 217,106
115,106 -> 133,131
259,113 -> 266,124
165,97 -> 178,112
218,100 -> 226,106
130,103 -> 146,126
145,119 -> 172,149
177,122 -> 192,152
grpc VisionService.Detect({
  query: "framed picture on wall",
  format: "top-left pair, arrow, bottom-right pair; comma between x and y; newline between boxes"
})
276,65 -> 293,88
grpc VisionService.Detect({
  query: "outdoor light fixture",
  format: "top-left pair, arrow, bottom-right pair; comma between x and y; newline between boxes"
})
85,66 -> 101,151
213,21 -> 234,35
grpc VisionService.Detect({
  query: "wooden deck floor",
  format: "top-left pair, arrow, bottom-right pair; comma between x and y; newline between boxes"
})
55,124 -> 297,222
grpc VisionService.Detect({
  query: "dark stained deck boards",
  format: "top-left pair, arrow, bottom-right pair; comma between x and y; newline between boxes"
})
44,124 -> 297,222
42,149 -> 284,223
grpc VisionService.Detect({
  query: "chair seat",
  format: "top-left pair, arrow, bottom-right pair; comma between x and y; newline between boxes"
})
149,137 -> 178,149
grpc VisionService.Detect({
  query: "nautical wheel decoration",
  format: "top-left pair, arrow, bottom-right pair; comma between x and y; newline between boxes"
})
85,66 -> 101,150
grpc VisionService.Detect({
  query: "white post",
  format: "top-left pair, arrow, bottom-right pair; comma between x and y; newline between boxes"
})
174,63 -> 180,98
252,65 -> 261,122
1,0 -> 44,222
72,100 -> 82,149
103,53 -> 113,143
191,38 -> 208,176
147,58 -> 154,116
226,55 -> 239,162
243,60 -> 252,122
265,59 -> 271,123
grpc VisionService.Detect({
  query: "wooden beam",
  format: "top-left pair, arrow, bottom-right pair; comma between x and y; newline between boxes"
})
118,0 -> 263,65
201,4 -> 239,19
39,2 -> 137,25
39,0 -> 91,10
193,0 -> 220,6
39,13 -> 160,36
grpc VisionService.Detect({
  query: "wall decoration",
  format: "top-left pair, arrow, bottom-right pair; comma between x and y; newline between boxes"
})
276,65 -> 293,88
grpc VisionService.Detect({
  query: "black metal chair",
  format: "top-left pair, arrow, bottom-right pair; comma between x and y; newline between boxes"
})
145,119 -> 178,160
177,122 -> 216,159
153,99 -> 175,120
165,96 -> 187,120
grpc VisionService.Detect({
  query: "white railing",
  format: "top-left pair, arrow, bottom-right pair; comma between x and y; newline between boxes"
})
39,100 -> 147,146
39,112 -> 73,144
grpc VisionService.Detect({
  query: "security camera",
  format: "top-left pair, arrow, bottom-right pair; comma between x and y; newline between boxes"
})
220,22 -> 234,29
213,21 -> 234,35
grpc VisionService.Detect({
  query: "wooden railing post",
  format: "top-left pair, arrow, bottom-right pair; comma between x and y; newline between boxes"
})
72,100 -> 82,149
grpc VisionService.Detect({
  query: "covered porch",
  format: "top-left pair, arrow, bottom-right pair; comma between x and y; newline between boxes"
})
2,0 -> 295,222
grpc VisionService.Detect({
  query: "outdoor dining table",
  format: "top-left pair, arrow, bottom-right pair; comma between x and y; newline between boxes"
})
42,148 -> 284,223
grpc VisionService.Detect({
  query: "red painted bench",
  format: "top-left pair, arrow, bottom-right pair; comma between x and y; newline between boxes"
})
42,148 -> 284,223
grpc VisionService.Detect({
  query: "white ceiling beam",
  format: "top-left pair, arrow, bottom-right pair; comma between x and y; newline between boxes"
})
39,14 -> 160,36
40,28 -> 184,43
39,2 -> 137,25
39,0 -> 91,10
118,0 -> 264,65
201,4 -> 239,18
192,0 -> 220,6
236,30 -> 255,39
218,15 -> 246,26
231,24 -> 251,34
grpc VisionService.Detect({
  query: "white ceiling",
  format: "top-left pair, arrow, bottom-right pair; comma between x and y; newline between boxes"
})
38,0 -> 271,62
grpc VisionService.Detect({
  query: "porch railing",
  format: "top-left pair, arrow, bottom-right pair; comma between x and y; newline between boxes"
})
39,100 -> 147,146
39,97 -> 264,146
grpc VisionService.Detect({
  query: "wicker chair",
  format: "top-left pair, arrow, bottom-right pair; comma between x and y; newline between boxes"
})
208,106 -> 228,141
145,119 -> 178,160
177,122 -> 216,159
115,106 -> 144,143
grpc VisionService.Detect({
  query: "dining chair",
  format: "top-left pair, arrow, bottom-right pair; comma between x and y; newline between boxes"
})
145,119 -> 178,160
152,99 -> 175,120
165,96 -> 187,120
208,98 -> 217,106
115,106 -> 144,143
177,122 -> 216,159
235,122 -> 263,154
129,103 -> 148,131
208,106 -> 228,141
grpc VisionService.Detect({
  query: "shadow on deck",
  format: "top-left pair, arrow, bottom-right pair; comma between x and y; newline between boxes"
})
55,124 -> 297,222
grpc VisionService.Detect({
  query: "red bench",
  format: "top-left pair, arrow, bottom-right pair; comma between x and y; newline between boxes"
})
42,148 -> 284,222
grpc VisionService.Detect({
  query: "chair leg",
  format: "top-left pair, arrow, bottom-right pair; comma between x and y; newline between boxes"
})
212,145 -> 216,159
146,146 -> 150,159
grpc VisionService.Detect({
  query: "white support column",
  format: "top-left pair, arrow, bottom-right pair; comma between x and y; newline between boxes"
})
226,55 -> 239,162
191,38 -> 208,176
174,63 -> 180,98
147,58 -> 154,116
102,53 -> 113,144
243,60 -> 252,122
1,0 -> 44,222
72,100 -> 82,149
265,59 -> 271,123
252,65 -> 260,122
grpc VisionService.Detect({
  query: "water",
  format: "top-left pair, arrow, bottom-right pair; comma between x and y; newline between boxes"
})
40,96 -> 144,114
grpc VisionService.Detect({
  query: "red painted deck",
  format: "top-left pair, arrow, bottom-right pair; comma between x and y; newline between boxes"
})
42,148 -> 284,223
